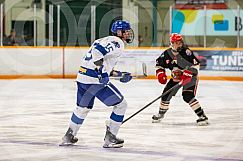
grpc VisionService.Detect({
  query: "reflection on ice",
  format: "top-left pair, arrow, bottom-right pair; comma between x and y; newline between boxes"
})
0,79 -> 243,161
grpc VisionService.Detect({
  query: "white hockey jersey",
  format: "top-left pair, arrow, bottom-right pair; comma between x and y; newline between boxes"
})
77,36 -> 125,84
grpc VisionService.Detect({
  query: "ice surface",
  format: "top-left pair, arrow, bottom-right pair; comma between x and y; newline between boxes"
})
0,79 -> 243,161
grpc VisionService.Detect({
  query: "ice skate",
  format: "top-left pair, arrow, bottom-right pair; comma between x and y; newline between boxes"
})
60,128 -> 78,146
103,126 -> 124,148
152,108 -> 167,123
196,115 -> 209,126
152,113 -> 164,123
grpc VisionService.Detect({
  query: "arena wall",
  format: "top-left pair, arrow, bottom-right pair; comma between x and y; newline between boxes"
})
0,47 -> 243,81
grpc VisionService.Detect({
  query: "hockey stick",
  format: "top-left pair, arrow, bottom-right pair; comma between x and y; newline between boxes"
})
133,62 -> 147,78
111,62 -> 148,79
138,62 -> 147,78
122,81 -> 182,124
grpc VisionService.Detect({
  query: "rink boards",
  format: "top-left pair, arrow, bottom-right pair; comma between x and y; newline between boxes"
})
0,46 -> 243,81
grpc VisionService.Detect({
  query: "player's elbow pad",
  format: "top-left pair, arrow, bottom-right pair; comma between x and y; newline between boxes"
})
156,69 -> 167,84
188,67 -> 198,76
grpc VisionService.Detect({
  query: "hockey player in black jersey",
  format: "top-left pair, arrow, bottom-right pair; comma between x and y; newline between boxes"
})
152,33 -> 208,126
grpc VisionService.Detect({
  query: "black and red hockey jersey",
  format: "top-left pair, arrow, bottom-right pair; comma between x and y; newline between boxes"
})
156,47 -> 200,75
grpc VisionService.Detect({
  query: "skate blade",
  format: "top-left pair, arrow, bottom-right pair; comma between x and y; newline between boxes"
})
103,143 -> 123,148
59,141 -> 76,146
197,120 -> 209,126
152,119 -> 161,123
59,143 -> 73,146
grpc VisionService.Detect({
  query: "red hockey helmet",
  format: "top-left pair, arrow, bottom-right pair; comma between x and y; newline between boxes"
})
170,33 -> 183,43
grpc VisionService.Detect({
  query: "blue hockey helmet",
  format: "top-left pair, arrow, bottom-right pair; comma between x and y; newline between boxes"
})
111,20 -> 134,43
111,20 -> 131,33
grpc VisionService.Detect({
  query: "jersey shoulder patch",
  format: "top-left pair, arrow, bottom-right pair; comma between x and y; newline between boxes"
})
186,49 -> 192,56
109,36 -> 125,49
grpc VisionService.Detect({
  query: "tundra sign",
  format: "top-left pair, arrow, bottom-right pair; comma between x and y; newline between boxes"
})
194,50 -> 243,71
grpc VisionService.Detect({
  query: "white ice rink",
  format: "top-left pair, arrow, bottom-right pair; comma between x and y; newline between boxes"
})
0,79 -> 243,161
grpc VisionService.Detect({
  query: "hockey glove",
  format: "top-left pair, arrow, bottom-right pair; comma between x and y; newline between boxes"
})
120,72 -> 132,83
171,69 -> 183,82
156,69 -> 167,84
96,65 -> 109,85
181,70 -> 193,86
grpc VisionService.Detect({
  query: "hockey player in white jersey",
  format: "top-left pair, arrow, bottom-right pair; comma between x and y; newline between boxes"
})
61,20 -> 134,148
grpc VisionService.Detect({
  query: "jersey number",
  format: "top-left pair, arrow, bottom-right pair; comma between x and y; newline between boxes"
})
105,43 -> 114,52
84,49 -> 92,60
84,41 -> 119,60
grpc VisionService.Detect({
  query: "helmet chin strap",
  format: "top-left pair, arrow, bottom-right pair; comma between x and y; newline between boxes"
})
112,30 -> 133,43
171,44 -> 178,52
171,43 -> 183,52
117,32 -> 133,43
112,33 -> 125,42
117,35 -> 128,43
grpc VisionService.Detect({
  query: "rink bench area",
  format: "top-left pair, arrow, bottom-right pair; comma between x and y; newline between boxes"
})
0,46 -> 243,81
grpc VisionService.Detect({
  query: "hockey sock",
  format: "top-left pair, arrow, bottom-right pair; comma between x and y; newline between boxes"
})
109,99 -> 127,135
69,106 -> 90,136
160,101 -> 169,111
189,98 -> 205,117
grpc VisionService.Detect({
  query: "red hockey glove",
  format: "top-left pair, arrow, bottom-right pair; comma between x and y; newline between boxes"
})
156,69 -> 167,84
181,70 -> 193,86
